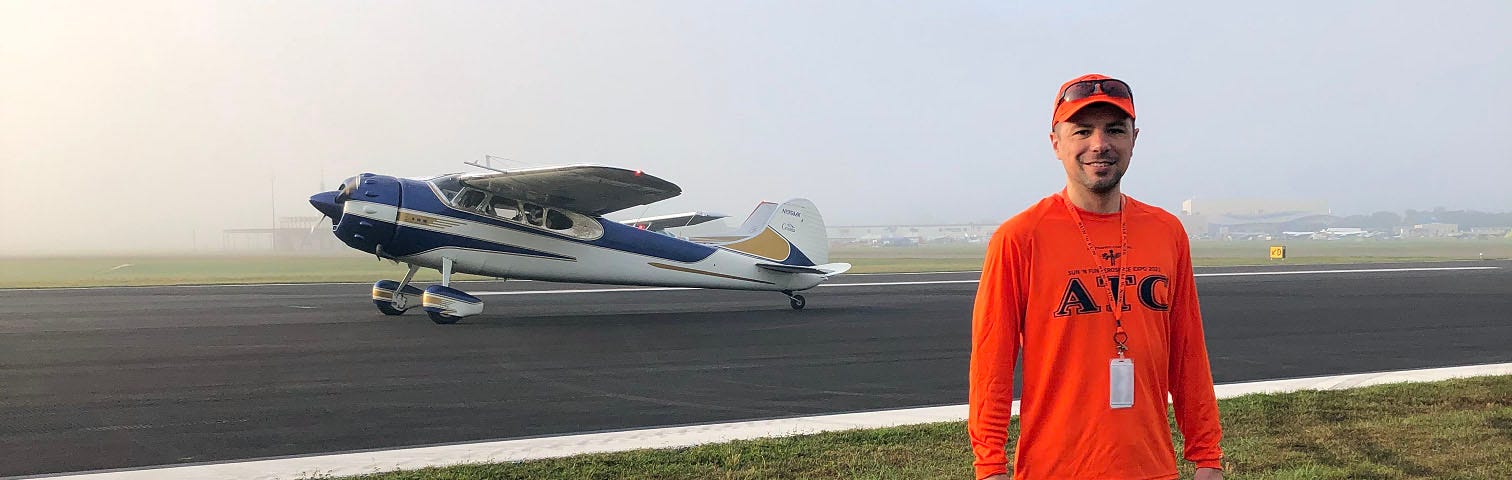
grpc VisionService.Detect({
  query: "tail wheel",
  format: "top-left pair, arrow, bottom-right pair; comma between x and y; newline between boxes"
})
789,294 -> 806,310
376,302 -> 406,316
427,311 -> 462,325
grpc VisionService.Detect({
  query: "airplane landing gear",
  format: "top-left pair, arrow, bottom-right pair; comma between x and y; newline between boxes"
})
372,264 -> 423,315
782,290 -> 806,310
376,302 -> 407,316
427,310 -> 462,324
421,257 -> 483,324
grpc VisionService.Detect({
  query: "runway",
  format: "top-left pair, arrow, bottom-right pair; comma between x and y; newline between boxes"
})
1,261 -> 1509,477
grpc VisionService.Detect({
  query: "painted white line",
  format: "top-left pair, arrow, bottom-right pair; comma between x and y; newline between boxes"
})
840,270 -> 980,276
35,362 -> 1512,480
461,266 -> 1498,296
0,279 -> 527,293
1194,266 -> 1497,277
820,280 -> 980,287
468,278 -> 979,293
843,266 -> 1501,277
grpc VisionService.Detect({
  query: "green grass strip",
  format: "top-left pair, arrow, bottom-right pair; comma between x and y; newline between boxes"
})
323,375 -> 1512,480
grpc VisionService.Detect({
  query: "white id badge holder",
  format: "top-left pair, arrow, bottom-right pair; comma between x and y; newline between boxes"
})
1110,358 -> 1134,409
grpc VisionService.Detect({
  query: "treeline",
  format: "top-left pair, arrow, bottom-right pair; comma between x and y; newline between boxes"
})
1322,209 -> 1511,230
1400,209 -> 1512,228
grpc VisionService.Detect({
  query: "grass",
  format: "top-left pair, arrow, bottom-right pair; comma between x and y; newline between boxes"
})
0,254 -> 495,288
319,375 -> 1512,480
2,239 -> 1508,288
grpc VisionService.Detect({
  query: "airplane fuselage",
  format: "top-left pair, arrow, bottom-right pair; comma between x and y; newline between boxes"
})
327,174 -> 827,292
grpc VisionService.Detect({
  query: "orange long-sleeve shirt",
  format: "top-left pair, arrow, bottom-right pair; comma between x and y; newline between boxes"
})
969,191 -> 1223,479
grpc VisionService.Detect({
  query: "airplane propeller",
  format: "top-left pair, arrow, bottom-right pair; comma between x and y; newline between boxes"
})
309,190 -> 345,224
307,214 -> 330,236
307,188 -> 346,248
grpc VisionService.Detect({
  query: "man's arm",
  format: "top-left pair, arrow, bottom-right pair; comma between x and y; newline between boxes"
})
968,229 -> 1026,480
1168,231 -> 1224,471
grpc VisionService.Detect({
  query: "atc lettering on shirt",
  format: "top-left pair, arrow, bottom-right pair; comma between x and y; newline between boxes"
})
1056,264 -> 1170,317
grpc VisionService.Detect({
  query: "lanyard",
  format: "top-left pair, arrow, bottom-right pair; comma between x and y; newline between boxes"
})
1060,192 -> 1130,357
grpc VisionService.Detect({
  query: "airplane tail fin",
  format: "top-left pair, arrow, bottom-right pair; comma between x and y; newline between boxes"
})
707,198 -> 830,266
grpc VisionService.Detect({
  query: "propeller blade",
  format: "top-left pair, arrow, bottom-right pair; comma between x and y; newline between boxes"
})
307,215 -> 329,236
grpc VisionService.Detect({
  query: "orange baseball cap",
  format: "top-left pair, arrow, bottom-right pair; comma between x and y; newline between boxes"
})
1052,73 -> 1135,126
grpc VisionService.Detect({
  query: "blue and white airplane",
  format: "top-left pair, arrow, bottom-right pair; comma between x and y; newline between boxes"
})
309,164 -> 850,324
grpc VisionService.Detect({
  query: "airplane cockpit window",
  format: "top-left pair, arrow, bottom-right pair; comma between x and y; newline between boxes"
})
490,196 -> 521,221
430,175 -> 465,201
442,190 -> 603,240
545,208 -> 604,239
522,203 -> 545,227
544,210 -> 572,230
455,189 -> 487,211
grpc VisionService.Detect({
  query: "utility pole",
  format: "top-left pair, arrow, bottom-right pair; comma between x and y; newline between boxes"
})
270,174 -> 277,229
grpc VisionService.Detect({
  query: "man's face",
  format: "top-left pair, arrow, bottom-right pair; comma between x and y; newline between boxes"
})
1050,103 -> 1138,195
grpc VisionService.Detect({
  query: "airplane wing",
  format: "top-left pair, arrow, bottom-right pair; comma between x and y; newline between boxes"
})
458,164 -> 680,216
621,211 -> 728,232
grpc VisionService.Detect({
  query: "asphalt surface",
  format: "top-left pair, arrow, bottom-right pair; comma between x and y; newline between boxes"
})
1,261 -> 1509,477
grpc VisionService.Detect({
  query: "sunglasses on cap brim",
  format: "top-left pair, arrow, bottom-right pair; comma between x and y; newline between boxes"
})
1058,79 -> 1133,104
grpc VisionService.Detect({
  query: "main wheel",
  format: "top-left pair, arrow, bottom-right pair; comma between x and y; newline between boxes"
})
789,294 -> 806,310
376,301 -> 406,316
427,310 -> 462,324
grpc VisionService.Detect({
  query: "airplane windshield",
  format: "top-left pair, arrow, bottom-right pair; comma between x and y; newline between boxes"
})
430,175 -> 465,202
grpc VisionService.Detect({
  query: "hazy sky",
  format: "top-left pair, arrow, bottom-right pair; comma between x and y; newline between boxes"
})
2,1 -> 1509,254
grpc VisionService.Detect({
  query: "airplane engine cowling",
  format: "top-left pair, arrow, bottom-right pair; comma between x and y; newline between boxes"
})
332,173 -> 402,256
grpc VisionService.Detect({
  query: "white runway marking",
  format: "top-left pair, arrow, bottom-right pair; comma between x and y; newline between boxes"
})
1194,266 -> 1498,277
839,270 -> 980,276
820,280 -> 980,287
38,362 -> 1512,480
465,266 -> 1497,296
468,280 -> 979,295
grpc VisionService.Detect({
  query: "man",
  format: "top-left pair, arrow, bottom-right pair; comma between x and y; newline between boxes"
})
968,74 -> 1224,480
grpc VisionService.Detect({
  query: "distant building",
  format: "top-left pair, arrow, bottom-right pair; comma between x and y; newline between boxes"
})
1179,198 -> 1332,238
653,219 -> 998,246
1404,223 -> 1458,238
827,224 -> 996,245
222,216 -> 345,252
1467,226 -> 1510,238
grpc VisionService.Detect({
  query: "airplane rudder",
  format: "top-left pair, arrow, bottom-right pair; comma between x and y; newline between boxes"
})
769,198 -> 829,265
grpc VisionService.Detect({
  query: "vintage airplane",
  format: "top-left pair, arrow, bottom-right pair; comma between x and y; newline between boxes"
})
308,163 -> 850,324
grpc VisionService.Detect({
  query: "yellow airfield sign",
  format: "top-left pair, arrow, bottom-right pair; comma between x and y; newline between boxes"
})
1269,245 -> 1286,260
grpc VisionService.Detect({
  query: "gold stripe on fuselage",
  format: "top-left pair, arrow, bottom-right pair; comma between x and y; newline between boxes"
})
648,262 -> 774,285
399,212 -> 465,229
717,227 -> 791,261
